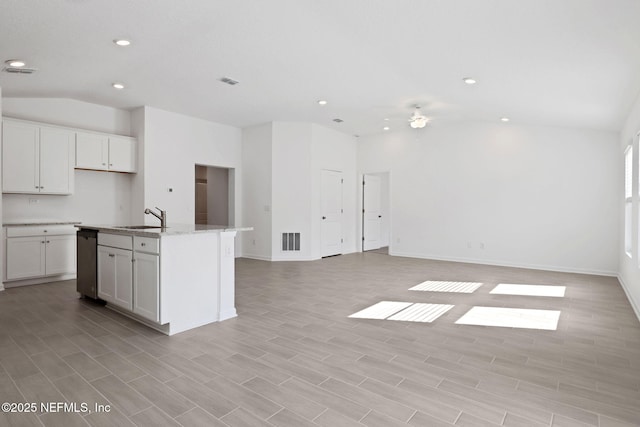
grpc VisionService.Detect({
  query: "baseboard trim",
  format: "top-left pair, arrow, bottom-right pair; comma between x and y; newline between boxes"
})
617,274 -> 640,322
389,251 -> 617,277
241,254 -> 273,261
4,274 -> 77,288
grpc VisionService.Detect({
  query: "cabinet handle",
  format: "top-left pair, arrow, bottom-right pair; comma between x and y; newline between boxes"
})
102,163 -> 106,166
44,230 -> 47,233
46,240 -> 50,243
141,242 -> 146,246
108,254 -> 115,258
41,241 -> 45,244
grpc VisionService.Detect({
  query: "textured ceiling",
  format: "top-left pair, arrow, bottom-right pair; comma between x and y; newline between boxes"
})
1,0 -> 640,136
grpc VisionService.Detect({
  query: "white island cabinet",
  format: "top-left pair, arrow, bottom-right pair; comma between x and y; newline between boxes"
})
86,224 -> 250,335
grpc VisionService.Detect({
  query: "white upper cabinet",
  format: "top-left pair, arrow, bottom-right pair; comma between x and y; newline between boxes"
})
75,132 -> 108,170
2,119 -> 74,195
76,132 -> 136,173
108,136 -> 137,173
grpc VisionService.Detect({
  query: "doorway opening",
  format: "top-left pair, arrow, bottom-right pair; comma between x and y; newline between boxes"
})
195,165 -> 235,226
362,172 -> 390,253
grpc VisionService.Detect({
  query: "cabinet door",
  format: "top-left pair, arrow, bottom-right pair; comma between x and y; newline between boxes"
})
76,132 -> 108,170
45,235 -> 76,275
6,236 -> 46,280
97,245 -> 116,303
108,136 -> 136,173
2,120 -> 39,193
114,248 -> 133,310
133,252 -> 160,322
39,127 -> 75,194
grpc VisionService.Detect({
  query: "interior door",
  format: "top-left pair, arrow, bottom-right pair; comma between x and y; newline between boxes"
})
363,174 -> 382,251
321,170 -> 343,257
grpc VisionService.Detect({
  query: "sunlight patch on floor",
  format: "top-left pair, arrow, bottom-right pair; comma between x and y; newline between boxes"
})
409,281 -> 483,293
455,306 -> 561,330
349,301 -> 453,322
387,303 -> 454,323
348,301 -> 412,320
490,284 -> 566,298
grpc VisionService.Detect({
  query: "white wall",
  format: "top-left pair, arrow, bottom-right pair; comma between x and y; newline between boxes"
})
311,124 -> 358,257
271,122 -> 313,260
139,107 -> 243,253
619,91 -> 640,318
2,97 -> 130,135
241,123 -> 273,259
2,98 -> 133,225
358,121 -> 619,275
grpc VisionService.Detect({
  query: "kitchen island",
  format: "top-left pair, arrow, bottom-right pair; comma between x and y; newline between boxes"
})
79,224 -> 250,335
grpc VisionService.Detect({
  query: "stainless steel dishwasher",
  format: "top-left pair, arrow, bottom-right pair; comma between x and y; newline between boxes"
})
77,228 -> 98,299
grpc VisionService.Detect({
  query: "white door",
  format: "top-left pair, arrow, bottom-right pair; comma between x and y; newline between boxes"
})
39,127 -> 74,194
114,248 -> 133,310
321,170 -> 343,257
75,132 -> 108,170
133,252 -> 160,322
363,174 -> 382,251
97,246 -> 116,303
45,235 -> 76,275
109,136 -> 136,172
6,236 -> 46,280
2,120 -> 39,193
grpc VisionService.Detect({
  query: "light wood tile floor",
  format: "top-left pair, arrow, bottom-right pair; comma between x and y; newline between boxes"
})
1,253 -> 640,426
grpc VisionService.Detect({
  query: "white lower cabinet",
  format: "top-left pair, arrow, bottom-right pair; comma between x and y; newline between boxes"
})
45,235 -> 76,275
133,252 -> 160,322
6,236 -> 46,280
97,234 -> 134,311
4,225 -> 77,281
97,233 -> 160,322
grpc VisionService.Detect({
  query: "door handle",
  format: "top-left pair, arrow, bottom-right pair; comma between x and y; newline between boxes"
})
322,216 -> 326,220
378,215 -> 382,218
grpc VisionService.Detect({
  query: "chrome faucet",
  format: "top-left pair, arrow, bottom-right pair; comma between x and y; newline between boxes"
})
144,207 -> 167,228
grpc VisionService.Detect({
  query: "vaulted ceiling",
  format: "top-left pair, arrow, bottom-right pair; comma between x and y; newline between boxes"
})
2,0 -> 640,136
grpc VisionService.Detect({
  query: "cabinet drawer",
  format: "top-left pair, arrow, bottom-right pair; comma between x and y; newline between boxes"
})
134,236 -> 159,254
98,233 -> 133,250
7,225 -> 76,237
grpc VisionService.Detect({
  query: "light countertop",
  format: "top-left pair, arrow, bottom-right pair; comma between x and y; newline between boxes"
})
3,220 -> 81,226
78,224 -> 252,237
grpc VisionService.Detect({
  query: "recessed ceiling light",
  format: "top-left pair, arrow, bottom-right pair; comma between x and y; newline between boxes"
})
501,117 -> 510,122
112,83 -> 125,89
6,60 -> 25,67
114,39 -> 131,46
463,77 -> 477,85
317,100 -> 327,105
383,126 -> 390,131
384,118 -> 389,121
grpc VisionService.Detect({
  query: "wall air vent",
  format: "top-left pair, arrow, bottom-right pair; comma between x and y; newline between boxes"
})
220,77 -> 239,85
282,232 -> 300,251
2,66 -> 37,74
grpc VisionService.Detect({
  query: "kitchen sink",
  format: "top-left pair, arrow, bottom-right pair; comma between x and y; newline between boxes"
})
115,225 -> 164,229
